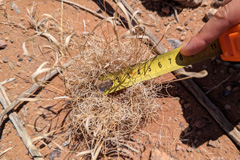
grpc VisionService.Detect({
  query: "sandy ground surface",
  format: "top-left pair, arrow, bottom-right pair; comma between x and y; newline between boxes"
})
0,0 -> 239,159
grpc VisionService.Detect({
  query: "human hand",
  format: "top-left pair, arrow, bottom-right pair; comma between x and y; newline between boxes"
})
180,0 -> 240,56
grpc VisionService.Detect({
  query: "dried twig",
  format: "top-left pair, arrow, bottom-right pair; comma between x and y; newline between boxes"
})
0,80 -> 44,160
205,73 -> 233,94
57,0 -> 106,20
0,56 -> 77,123
0,147 -> 13,157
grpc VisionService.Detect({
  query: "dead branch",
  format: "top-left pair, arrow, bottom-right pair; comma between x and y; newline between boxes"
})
0,82 -> 44,160
0,56 -> 78,123
57,0 -> 106,20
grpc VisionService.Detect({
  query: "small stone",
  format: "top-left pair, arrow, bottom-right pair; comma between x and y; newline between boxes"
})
49,147 -> 61,160
207,140 -> 218,148
18,57 -> 23,61
28,57 -> 32,62
180,35 -> 186,41
220,70 -> 225,74
3,57 -> 8,63
94,17 -> 98,21
223,62 -> 230,66
167,38 -> 181,49
211,0 -> 223,8
223,90 -> 230,97
179,122 -> 185,128
224,104 -> 231,110
213,69 -> 217,74
205,8 -> 217,21
176,26 -> 184,31
186,147 -> 192,152
5,37 -> 9,41
176,0 -> 203,7
25,150 -> 29,155
16,62 -> 21,67
232,87 -> 239,92
195,118 -> 207,128
175,144 -> 182,151
155,28 -> 160,32
193,139 -> 199,145
185,26 -> 190,30
96,8 -> 102,13
25,80 -> 29,83
161,5 -> 170,15
184,20 -> 190,26
10,39 -> 13,43
196,130 -> 202,135
0,40 -> 7,49
180,99 -> 185,104
183,103 -> 191,109
228,68 -> 234,73
201,0 -> 208,7
226,86 -> 231,91
10,1 -> 21,14
202,65 -> 208,69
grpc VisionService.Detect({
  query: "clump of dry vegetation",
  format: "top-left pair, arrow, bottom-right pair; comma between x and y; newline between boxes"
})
23,2 -> 163,159
64,35 -> 161,158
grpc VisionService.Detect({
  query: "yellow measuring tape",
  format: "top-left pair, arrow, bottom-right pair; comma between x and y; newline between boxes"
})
99,40 -> 222,94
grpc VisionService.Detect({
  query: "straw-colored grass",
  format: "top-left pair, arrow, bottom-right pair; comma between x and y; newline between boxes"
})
64,35 -> 161,158
23,3 -> 163,159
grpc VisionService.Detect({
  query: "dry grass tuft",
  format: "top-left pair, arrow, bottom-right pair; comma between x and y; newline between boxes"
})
64,35 -> 161,158
23,3 -> 163,159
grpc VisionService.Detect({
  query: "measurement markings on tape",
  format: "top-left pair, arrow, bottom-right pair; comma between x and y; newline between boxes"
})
99,40 -> 222,94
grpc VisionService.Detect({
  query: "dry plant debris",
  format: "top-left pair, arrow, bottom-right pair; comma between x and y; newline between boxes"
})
64,36 -> 162,158
16,3 -> 164,159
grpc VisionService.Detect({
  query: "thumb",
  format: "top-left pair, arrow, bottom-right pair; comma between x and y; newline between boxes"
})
181,0 -> 240,56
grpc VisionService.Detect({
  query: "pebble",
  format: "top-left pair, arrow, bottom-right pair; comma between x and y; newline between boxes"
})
211,0 -> 223,8
205,8 -> 217,21
155,28 -> 160,32
161,5 -> 170,15
16,62 -> 21,67
232,87 -> 239,92
228,68 -> 234,73
28,57 -> 32,62
49,147 -> 61,160
207,140 -> 218,148
10,1 -> 21,14
201,0 -> 208,7
3,57 -> 8,63
96,8 -> 102,13
183,103 -> 191,109
223,62 -> 230,66
224,104 -> 231,110
167,38 -> 181,49
185,26 -> 190,30
202,65 -> 208,69
175,0 -> 203,7
175,144 -> 182,151
0,40 -> 7,49
10,39 -> 13,43
213,69 -> 217,74
176,26 -> 184,31
194,118 -> 207,128
18,57 -> 23,61
180,35 -> 186,41
226,86 -> 231,91
223,90 -> 231,97
184,20 -> 190,26
180,99 -> 185,104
